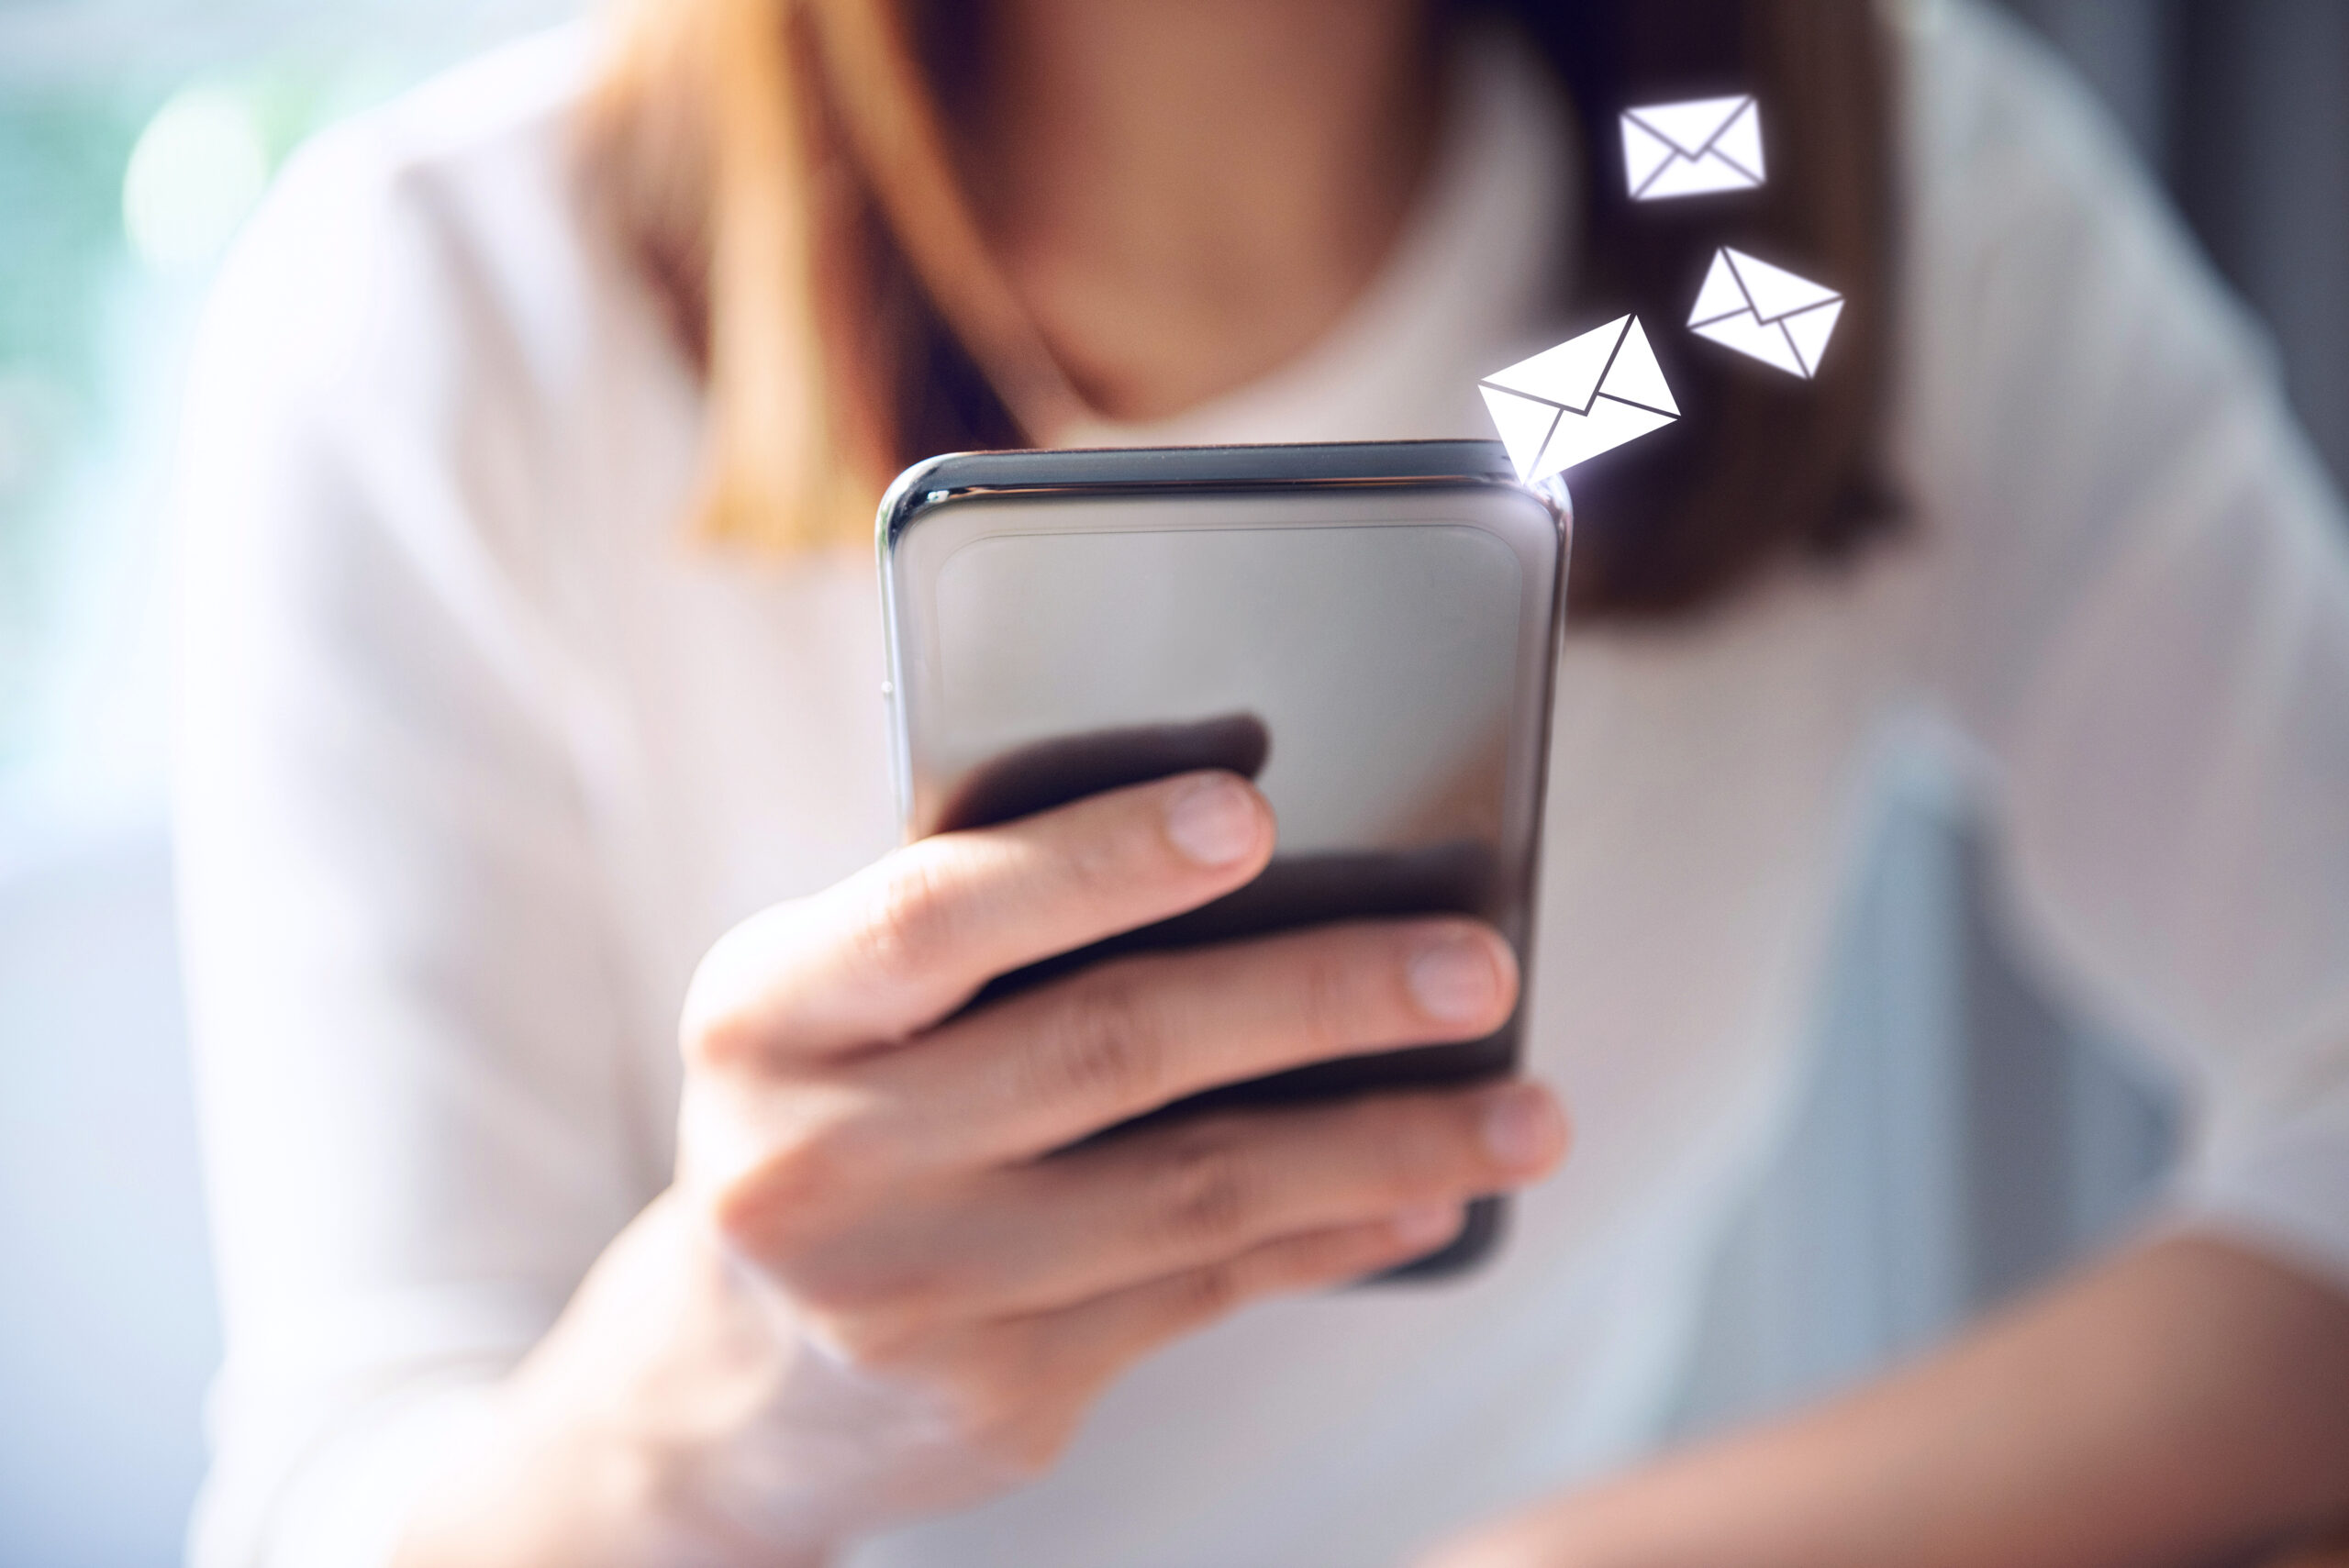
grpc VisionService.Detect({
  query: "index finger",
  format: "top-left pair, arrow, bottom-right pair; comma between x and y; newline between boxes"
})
681,771 -> 1274,1062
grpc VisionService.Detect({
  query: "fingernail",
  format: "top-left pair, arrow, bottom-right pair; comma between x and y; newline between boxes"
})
1482,1084 -> 1564,1171
1392,1203 -> 1462,1247
1163,774 -> 1261,866
1407,934 -> 1502,1022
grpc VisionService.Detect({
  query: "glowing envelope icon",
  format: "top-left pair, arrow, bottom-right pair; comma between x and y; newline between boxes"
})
1622,95 -> 1765,200
1477,316 -> 1680,484
1687,247 -> 1844,379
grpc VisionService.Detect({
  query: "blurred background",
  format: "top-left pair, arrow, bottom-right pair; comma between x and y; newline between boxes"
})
0,1 -> 2343,1562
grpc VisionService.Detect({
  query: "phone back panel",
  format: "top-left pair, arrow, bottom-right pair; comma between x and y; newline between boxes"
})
880,441 -> 1567,1276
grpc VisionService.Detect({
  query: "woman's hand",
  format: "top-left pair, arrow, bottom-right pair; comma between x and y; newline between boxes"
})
395,771 -> 1568,1567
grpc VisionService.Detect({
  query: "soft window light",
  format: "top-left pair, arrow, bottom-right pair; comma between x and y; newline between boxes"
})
121,86 -> 270,273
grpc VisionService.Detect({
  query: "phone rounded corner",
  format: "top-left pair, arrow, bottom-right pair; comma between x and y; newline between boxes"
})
1531,473 -> 1574,546
876,451 -> 977,562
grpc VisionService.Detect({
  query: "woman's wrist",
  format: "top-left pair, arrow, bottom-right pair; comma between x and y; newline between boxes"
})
387,1366 -> 750,1568
389,1196 -> 842,1568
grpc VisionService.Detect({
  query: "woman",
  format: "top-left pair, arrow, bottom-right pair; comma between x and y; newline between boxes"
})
173,0 -> 2349,1563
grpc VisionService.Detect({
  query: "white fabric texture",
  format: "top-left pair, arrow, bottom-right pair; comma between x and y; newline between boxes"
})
173,6 -> 2349,1566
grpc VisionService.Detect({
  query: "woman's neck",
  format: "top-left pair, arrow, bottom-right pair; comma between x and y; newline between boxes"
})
966,0 -> 1445,425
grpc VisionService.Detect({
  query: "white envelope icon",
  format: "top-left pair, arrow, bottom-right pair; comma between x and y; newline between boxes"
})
1622,95 -> 1765,200
1687,247 -> 1843,378
1477,316 -> 1679,484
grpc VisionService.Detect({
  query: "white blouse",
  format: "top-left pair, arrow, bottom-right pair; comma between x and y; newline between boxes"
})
173,5 -> 2349,1566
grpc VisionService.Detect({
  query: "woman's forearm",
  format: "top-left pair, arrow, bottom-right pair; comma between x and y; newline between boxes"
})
1437,1234 -> 2349,1568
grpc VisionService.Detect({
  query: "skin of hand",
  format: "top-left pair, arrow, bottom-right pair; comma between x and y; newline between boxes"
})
1416,1235 -> 2349,1568
389,770 -> 1568,1567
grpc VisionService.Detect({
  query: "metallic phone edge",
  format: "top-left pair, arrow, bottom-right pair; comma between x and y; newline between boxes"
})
875,441 -> 1569,832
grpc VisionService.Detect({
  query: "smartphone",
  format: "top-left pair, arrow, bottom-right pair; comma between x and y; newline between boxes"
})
877,440 -> 1568,1277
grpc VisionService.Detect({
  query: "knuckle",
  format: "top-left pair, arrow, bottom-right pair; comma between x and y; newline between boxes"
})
821,1258 -> 962,1334
1289,944 -> 1362,1053
683,992 -> 776,1073
1032,969 -> 1173,1109
763,1114 -> 863,1209
709,1171 -> 821,1265
1366,1098 -> 1466,1190
1174,1257 -> 1248,1324
802,1306 -> 923,1373
707,1175 -> 777,1256
783,1257 -> 892,1321
857,853 -> 966,991
1146,1125 -> 1255,1251
684,1010 -> 754,1073
708,1108 -> 869,1257
678,915 -> 790,1070
1055,815 -> 1133,899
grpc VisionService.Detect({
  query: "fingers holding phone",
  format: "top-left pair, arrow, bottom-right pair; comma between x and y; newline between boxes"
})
677,763 -> 1563,1296
638,769 -> 1566,1531
677,769 -> 1276,1062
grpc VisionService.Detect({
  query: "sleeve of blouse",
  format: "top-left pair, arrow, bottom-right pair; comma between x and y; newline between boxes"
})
1909,6 -> 2349,1293
173,113 -> 654,1568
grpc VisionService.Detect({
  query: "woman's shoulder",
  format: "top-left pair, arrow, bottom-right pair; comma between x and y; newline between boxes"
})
1881,0 -> 2277,506
200,23 -> 648,423
1892,0 -> 2165,247
329,22 -> 600,171
1876,4 -> 2349,743
176,21 -> 710,688
182,21 -> 702,595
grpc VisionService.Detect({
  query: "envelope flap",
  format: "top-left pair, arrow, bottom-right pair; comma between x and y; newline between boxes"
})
1480,316 -> 1629,413
1625,95 -> 1752,158
1687,250 -> 1748,326
1724,248 -> 1840,321
1782,297 -> 1843,377
1709,96 -> 1765,179
1478,385 -> 1562,482
1620,116 -> 1678,197
1596,317 -> 1677,416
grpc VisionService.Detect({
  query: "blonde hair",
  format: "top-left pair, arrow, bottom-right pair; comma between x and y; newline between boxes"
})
582,0 -> 1078,552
